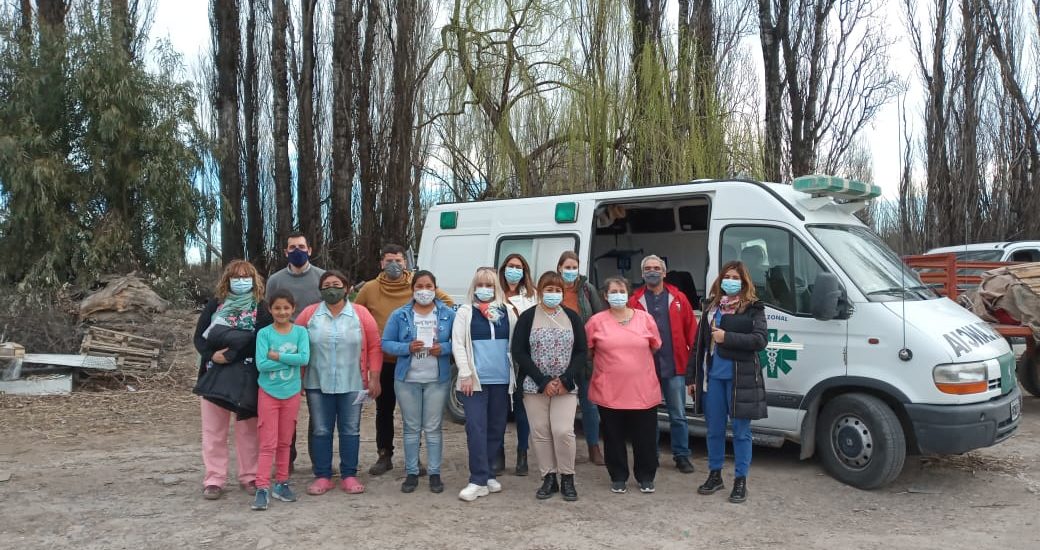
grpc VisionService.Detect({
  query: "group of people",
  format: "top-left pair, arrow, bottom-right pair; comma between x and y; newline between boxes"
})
192,233 -> 769,511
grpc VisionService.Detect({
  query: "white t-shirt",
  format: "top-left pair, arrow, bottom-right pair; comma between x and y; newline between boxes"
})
406,311 -> 439,383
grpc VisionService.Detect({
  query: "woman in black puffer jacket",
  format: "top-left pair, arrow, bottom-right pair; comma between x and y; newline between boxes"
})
687,260 -> 767,504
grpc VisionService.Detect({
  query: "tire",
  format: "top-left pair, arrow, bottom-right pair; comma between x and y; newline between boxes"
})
446,365 -> 465,424
1017,352 -> 1040,398
816,392 -> 906,490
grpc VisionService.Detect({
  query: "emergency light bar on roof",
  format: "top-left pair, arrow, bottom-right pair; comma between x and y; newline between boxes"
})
793,174 -> 881,201
791,174 -> 880,214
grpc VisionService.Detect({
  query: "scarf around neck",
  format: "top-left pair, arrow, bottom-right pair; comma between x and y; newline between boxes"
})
213,292 -> 258,331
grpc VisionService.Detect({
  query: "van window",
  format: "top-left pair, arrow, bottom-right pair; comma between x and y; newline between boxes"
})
429,234 -> 491,298
496,235 -> 579,277
721,226 -> 824,315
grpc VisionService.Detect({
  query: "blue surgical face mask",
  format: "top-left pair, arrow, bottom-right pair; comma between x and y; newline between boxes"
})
721,279 -> 742,296
561,269 -> 579,283
542,292 -> 563,308
504,267 -> 524,285
230,277 -> 253,295
607,292 -> 628,309
474,287 -> 495,302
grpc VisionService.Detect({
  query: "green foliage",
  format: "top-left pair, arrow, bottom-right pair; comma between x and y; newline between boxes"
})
0,4 -> 209,290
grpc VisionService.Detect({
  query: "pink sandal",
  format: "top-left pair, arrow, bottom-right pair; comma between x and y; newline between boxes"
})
307,477 -> 335,495
341,476 -> 365,494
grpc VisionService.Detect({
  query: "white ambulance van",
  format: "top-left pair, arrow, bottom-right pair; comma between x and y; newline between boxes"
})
417,176 -> 1022,489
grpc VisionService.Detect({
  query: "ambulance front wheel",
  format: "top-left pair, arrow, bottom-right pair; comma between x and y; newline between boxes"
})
1016,352 -> 1040,397
817,393 -> 906,489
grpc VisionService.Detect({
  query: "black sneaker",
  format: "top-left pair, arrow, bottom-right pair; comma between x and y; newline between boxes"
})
698,470 -> 725,495
638,480 -> 655,494
401,474 -> 419,493
536,473 -> 559,500
560,474 -> 578,502
675,456 -> 696,474
729,477 -> 748,503
429,474 -> 444,494
610,481 -> 627,494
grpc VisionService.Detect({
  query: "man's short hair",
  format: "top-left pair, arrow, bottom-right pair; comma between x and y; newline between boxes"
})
287,231 -> 308,246
381,243 -> 406,258
641,254 -> 667,272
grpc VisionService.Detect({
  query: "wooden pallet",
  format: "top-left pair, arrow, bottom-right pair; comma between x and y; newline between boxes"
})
80,327 -> 162,371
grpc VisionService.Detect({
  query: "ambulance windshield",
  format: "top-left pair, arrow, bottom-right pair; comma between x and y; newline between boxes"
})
808,225 -> 937,302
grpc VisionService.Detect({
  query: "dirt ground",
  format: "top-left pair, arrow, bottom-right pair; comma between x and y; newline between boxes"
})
1,310 -> 1040,550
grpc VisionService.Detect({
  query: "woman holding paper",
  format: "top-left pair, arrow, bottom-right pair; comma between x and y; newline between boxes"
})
381,270 -> 456,494
295,270 -> 382,496
687,260 -> 768,504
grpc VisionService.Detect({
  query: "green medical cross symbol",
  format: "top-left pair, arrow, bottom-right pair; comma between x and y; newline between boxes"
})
760,329 -> 797,378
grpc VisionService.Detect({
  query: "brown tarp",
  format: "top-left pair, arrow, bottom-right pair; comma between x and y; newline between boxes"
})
964,264 -> 1040,340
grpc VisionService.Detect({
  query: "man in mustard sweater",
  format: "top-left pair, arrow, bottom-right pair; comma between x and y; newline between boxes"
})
355,244 -> 454,475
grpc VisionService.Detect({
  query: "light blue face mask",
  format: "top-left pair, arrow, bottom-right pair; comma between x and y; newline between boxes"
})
607,292 -> 628,309
230,277 -> 253,295
721,279 -> 742,296
542,292 -> 563,308
474,287 -> 495,302
561,269 -> 579,283
504,267 -> 524,284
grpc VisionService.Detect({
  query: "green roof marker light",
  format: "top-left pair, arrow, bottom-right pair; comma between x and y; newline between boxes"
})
555,201 -> 578,223
439,211 -> 458,229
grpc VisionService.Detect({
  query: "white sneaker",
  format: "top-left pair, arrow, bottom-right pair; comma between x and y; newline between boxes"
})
458,483 -> 489,502
487,478 -> 502,493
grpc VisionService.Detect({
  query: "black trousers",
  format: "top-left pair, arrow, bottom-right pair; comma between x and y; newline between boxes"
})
599,406 -> 659,483
375,362 -> 397,453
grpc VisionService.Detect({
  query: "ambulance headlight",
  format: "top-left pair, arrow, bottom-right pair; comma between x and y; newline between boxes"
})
933,362 -> 989,395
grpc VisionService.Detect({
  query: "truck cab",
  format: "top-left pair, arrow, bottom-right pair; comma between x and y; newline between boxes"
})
418,176 -> 1022,489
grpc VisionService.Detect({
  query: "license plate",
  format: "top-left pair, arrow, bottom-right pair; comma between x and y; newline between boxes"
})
1011,398 -> 1021,422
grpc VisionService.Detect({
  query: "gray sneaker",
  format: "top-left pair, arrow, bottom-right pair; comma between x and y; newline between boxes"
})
272,482 -> 297,503
251,488 -> 270,511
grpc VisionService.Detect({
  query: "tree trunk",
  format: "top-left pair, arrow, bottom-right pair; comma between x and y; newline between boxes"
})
385,0 -> 418,243
271,0 -> 293,256
243,0 -> 264,268
757,0 -> 784,182
296,0 -> 320,257
213,0 -> 243,264
19,0 -> 32,37
630,0 -> 665,186
330,0 -> 357,269
357,0 -> 382,277
924,0 -> 951,248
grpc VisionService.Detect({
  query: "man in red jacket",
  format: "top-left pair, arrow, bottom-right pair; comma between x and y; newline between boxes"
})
629,255 -> 698,473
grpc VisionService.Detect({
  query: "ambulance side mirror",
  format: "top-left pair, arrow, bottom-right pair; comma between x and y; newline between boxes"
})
811,272 -> 851,321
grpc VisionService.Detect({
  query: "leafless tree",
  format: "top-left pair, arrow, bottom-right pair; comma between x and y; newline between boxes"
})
212,0 -> 243,264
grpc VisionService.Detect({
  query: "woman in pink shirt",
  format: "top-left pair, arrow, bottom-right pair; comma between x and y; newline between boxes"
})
585,277 -> 662,495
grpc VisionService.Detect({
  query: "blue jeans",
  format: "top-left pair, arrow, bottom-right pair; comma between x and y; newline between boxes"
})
307,390 -> 363,479
655,375 -> 691,459
577,375 -> 600,446
513,389 -> 529,451
705,377 -> 752,477
395,380 -> 450,476
460,384 -> 509,485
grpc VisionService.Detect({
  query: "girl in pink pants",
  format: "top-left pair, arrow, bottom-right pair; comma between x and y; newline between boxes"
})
252,290 -> 311,510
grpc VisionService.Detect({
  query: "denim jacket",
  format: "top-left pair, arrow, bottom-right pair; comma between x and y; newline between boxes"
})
381,300 -> 456,383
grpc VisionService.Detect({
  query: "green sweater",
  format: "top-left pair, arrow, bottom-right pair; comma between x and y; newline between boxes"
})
255,324 -> 310,399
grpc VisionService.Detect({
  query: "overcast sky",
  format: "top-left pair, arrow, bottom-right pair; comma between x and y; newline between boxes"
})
151,0 -> 918,199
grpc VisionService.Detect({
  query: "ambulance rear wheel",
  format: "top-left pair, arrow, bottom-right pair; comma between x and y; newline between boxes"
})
446,367 -> 466,424
817,393 -> 905,489
1017,352 -> 1040,397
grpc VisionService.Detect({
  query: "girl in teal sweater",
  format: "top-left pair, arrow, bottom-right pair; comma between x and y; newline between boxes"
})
252,290 -> 310,510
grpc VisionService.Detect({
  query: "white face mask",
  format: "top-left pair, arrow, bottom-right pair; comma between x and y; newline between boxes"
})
413,289 -> 435,306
